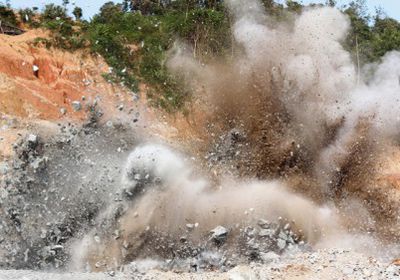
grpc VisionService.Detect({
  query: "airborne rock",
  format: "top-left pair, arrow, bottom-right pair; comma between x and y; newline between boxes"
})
210,226 -> 229,244
71,101 -> 82,112
27,134 -> 38,145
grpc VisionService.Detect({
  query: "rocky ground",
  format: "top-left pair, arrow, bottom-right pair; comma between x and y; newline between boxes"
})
0,120 -> 399,279
1,249 -> 399,279
0,99 -> 399,279
0,119 -> 304,271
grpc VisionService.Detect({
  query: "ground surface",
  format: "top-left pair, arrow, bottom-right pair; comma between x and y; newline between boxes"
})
0,250 -> 399,280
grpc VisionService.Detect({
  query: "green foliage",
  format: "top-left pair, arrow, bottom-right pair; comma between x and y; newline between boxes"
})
344,0 -> 400,62
96,2 -> 123,23
344,1 -> 373,62
370,17 -> 400,58
83,1 -> 231,111
9,0 -> 400,111
0,4 -> 18,26
286,0 -> 302,13
37,4 -> 87,51
88,21 -> 137,90
19,8 -> 37,26
128,0 -> 164,15
32,37 -> 53,48
165,8 -> 230,57
73,6 -> 83,21
41,4 -> 67,22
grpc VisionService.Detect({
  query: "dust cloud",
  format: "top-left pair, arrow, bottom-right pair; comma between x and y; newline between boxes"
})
72,0 -> 400,271
168,0 -> 400,226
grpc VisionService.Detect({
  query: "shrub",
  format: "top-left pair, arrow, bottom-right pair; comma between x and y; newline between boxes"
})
0,4 -> 18,26
41,4 -> 67,22
19,8 -> 40,27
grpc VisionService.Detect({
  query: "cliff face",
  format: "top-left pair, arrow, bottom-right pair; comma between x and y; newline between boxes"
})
0,29 -> 123,120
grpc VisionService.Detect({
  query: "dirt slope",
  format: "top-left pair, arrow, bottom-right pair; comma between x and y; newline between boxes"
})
0,29 -> 171,160
0,29 -> 125,120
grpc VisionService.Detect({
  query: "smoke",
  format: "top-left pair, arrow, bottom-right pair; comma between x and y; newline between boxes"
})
71,0 -> 400,271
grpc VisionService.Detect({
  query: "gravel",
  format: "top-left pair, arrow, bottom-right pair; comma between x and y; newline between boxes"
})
0,117 -> 138,270
0,249 -> 398,279
71,101 -> 82,112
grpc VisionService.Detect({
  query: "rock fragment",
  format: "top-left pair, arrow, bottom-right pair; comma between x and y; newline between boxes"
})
258,229 -> 275,238
60,107 -> 67,115
260,252 -> 280,263
27,134 -> 38,145
186,224 -> 195,231
71,101 -> 82,112
276,238 -> 286,250
211,226 -> 229,244
257,219 -> 270,229
0,162 -> 9,175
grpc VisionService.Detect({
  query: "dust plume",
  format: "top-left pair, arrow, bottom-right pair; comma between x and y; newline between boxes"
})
167,0 -> 400,231
71,144 -> 382,271
71,0 -> 400,271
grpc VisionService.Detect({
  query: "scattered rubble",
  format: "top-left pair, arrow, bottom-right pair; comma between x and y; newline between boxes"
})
71,101 -> 82,112
1,249 -> 398,279
27,134 -> 38,144
0,119 -> 137,270
210,226 -> 228,244
0,125 -> 309,274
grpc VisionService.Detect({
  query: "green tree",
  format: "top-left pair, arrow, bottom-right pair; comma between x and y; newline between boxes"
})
370,17 -> 400,59
73,6 -> 83,21
344,0 -> 372,63
326,0 -> 336,7
96,2 -> 123,23
41,4 -> 67,21
286,0 -> 302,13
0,4 -> 18,25
129,0 -> 164,15
19,8 -> 38,26
122,0 -> 130,12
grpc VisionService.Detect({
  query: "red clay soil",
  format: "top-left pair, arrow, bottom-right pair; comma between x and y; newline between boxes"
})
0,29 -> 124,121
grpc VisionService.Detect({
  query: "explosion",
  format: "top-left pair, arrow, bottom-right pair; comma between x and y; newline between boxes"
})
2,0 -> 400,276
71,0 -> 400,271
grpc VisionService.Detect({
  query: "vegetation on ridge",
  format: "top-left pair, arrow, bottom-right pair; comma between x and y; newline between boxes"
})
1,0 -> 400,111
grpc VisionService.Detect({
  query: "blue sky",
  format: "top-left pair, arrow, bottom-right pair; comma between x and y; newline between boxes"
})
5,0 -> 400,20
300,0 -> 400,19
